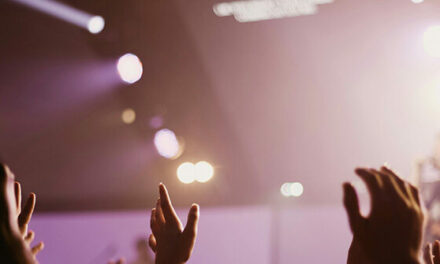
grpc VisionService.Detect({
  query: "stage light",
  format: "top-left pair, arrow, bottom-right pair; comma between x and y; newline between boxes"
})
154,129 -> 180,159
121,108 -> 136,124
117,53 -> 143,84
411,0 -> 424,3
177,162 -> 196,184
87,16 -> 105,34
289,182 -> 304,197
280,182 -> 304,197
423,26 -> 440,58
195,161 -> 214,183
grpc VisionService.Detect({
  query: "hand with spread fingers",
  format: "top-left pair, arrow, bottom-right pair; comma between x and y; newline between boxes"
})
14,182 -> 44,257
343,166 -> 425,264
0,164 -> 37,264
149,183 -> 199,264
424,240 -> 440,264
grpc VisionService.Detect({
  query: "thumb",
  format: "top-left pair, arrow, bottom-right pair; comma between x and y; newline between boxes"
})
343,183 -> 362,233
181,204 -> 199,260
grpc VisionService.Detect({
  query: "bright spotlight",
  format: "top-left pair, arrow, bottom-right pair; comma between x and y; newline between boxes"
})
280,182 -> 304,197
121,108 -> 136,124
154,129 -> 181,159
87,16 -> 105,34
195,161 -> 214,183
177,162 -> 196,184
423,26 -> 440,58
117,53 -> 143,84
411,0 -> 424,3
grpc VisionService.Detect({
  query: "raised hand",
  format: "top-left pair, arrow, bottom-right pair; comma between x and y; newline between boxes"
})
14,182 -> 44,257
107,258 -> 125,264
0,164 -> 36,264
149,184 -> 199,264
424,240 -> 440,264
343,166 -> 425,264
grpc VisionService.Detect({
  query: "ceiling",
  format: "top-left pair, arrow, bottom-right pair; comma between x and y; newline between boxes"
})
1,0 -> 440,212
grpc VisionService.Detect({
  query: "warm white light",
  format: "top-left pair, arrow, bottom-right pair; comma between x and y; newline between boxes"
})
117,53 -> 143,84
195,161 -> 214,183
87,16 -> 105,34
154,129 -> 181,159
289,182 -> 304,197
280,182 -> 304,197
177,162 -> 196,184
411,0 -> 424,3
423,26 -> 440,58
121,108 -> 136,124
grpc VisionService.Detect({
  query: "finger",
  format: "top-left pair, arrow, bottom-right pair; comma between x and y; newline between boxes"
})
155,199 -> 165,226
181,204 -> 199,261
31,241 -> 44,255
148,233 -> 157,252
380,166 -> 408,196
116,258 -> 125,264
24,230 -> 35,244
434,240 -> 440,264
14,181 -> 21,215
0,164 -> 18,227
355,168 -> 382,209
150,208 -> 160,237
343,182 -> 362,232
425,243 -> 434,264
377,167 -> 409,204
18,193 -> 36,233
159,184 -> 180,227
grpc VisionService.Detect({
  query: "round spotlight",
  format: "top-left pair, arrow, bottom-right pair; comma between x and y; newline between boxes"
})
154,129 -> 181,159
195,161 -> 214,183
423,26 -> 440,58
177,162 -> 195,184
289,182 -> 304,197
121,108 -> 136,124
280,183 -> 291,197
87,16 -> 105,34
117,53 -> 143,84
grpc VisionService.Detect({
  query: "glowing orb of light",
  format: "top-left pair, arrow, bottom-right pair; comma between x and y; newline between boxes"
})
423,26 -> 440,58
87,16 -> 105,34
121,108 -> 136,124
194,161 -> 214,183
280,182 -> 304,197
154,129 -> 180,159
117,53 -> 143,84
411,0 -> 424,3
177,162 -> 196,184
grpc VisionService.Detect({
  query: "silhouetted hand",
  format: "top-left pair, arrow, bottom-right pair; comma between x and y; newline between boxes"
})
0,164 -> 36,264
14,182 -> 44,257
149,184 -> 199,264
343,166 -> 424,264
424,240 -> 440,264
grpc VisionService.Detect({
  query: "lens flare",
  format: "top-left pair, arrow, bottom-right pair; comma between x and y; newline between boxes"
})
121,108 -> 136,124
154,129 -> 180,159
177,162 -> 196,184
195,161 -> 214,183
87,16 -> 105,34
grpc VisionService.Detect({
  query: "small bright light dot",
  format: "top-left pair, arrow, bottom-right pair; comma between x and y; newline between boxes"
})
289,182 -> 304,197
87,16 -> 105,34
121,108 -> 136,124
154,129 -> 180,159
117,53 -> 143,84
194,161 -> 214,183
423,26 -> 440,58
177,162 -> 195,184
280,183 -> 291,197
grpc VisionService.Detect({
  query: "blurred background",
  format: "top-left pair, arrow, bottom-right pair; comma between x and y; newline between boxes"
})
1,0 -> 440,262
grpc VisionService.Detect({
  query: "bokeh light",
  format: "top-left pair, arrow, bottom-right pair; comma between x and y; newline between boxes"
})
154,129 -> 181,159
117,53 -> 143,84
87,16 -> 105,34
177,162 -> 196,184
195,161 -> 214,183
280,182 -> 304,197
411,0 -> 423,3
423,26 -> 440,58
121,108 -> 136,124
